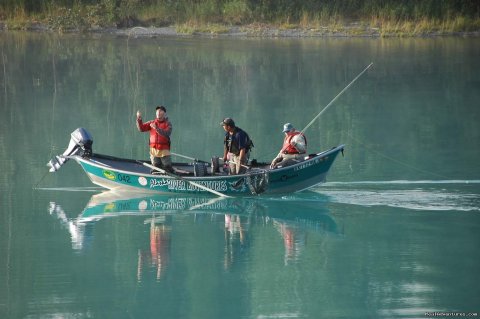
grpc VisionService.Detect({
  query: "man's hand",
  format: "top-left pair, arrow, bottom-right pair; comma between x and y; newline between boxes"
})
136,110 -> 142,119
270,157 -> 281,169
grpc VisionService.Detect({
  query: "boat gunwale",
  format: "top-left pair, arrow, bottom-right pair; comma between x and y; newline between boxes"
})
74,144 -> 345,181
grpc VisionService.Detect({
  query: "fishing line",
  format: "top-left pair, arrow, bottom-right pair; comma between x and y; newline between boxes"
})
346,132 -> 452,180
33,145 -> 60,189
33,171 -> 50,190
35,186 -> 103,192
126,28 -> 146,159
2,50 -> 7,108
255,64 -> 373,161
301,62 -> 373,134
35,52 -> 59,190
325,180 -> 480,186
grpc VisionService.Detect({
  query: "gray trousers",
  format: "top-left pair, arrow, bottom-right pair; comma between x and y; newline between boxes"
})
151,155 -> 173,173
274,153 -> 305,168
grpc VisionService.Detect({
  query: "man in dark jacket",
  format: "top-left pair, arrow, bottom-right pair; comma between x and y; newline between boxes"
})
221,118 -> 252,175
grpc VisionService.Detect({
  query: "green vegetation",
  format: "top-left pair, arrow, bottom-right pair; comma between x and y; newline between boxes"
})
1,0 -> 479,35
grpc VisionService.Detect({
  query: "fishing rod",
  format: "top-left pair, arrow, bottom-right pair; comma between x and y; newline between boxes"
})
301,62 -> 373,134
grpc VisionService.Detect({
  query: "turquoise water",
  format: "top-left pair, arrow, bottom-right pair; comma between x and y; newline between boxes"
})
1,32 -> 479,318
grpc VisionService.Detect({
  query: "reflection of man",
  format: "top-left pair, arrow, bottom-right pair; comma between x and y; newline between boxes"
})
274,221 -> 306,265
224,214 -> 248,270
137,217 -> 172,282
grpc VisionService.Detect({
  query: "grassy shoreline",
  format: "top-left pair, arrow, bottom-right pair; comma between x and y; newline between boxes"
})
1,0 -> 479,37
2,20 -> 479,38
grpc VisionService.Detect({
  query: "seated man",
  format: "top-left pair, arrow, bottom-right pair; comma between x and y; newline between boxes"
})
270,123 -> 307,169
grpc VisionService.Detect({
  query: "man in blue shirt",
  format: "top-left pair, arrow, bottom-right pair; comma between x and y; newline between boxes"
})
221,118 -> 253,175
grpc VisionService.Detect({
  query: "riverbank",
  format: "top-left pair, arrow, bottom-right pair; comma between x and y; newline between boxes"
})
2,0 -> 480,38
2,21 -> 480,38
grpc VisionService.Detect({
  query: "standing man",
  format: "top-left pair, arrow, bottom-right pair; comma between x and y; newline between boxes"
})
221,118 -> 253,175
270,123 -> 307,169
136,105 -> 174,173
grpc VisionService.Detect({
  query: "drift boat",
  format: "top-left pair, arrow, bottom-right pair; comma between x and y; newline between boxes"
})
47,128 -> 344,196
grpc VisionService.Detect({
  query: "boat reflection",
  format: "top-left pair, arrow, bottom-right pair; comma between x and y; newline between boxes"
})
49,191 -> 342,279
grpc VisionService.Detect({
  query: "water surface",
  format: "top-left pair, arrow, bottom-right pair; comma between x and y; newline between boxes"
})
1,32 -> 479,318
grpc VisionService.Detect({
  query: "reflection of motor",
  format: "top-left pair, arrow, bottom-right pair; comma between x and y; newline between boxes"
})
47,128 -> 93,172
49,202 -> 92,250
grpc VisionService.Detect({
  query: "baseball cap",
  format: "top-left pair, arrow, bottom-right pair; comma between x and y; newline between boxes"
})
156,105 -> 167,112
221,118 -> 235,127
282,123 -> 294,132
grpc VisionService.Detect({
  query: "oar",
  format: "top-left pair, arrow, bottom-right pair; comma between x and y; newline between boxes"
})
140,161 -> 231,198
220,158 -> 251,170
171,152 -> 210,163
171,151 -> 255,173
171,152 -> 199,162
301,62 -> 373,134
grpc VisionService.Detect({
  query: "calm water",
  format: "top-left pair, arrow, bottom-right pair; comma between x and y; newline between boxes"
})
1,32 -> 479,318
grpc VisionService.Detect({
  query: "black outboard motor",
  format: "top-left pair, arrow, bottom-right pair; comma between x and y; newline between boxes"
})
47,128 -> 93,172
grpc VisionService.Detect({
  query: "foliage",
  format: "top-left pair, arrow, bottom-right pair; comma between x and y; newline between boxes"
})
1,0 -> 479,34
223,0 -> 252,25
176,22 -> 230,34
47,6 -> 86,31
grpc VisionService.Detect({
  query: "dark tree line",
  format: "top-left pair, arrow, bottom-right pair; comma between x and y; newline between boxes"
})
2,0 -> 479,21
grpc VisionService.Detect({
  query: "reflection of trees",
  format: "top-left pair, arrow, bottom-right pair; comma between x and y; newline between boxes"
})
3,32 -> 480,318
3,33 -> 479,188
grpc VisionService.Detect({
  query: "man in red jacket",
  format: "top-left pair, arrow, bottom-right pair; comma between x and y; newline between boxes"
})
136,106 -> 174,173
270,123 -> 307,169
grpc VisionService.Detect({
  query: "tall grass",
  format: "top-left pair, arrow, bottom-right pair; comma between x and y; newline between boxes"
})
1,0 -> 479,34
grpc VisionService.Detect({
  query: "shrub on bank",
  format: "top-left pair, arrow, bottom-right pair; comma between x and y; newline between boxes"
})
0,0 -> 479,35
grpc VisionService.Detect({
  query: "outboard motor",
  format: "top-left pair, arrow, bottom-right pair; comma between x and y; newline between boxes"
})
47,128 -> 93,172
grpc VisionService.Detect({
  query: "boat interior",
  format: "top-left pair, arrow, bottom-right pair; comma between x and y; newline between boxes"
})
89,153 -> 272,177
86,152 -> 323,177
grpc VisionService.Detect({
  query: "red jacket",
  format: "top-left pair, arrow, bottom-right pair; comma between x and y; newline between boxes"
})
281,131 -> 306,154
137,117 -> 172,150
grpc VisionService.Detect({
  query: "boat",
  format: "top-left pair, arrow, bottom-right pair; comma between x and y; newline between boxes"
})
46,128 -> 344,196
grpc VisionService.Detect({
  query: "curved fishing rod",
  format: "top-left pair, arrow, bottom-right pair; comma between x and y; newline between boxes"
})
301,62 -> 373,134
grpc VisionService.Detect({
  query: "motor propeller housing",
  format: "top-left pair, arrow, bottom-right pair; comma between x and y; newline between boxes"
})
47,128 -> 93,172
